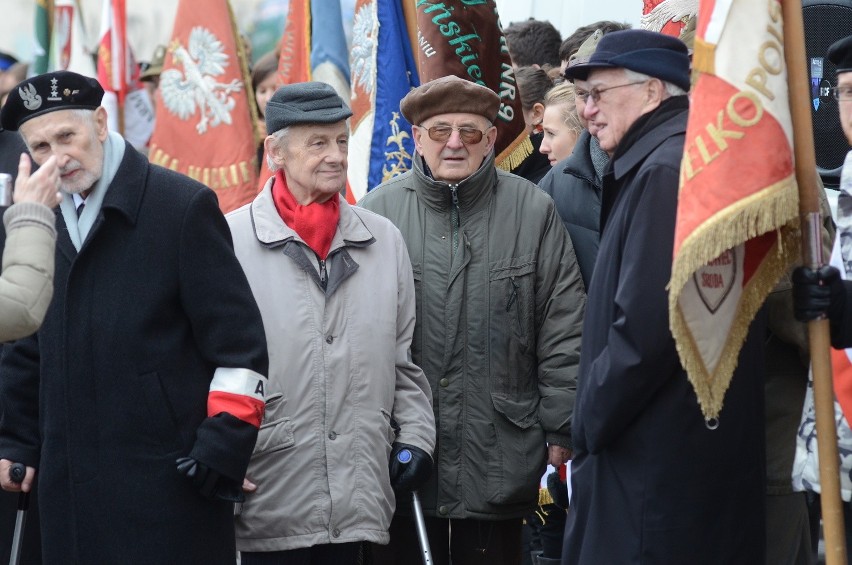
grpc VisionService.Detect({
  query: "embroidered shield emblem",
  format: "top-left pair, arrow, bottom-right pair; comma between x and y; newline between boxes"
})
692,248 -> 737,314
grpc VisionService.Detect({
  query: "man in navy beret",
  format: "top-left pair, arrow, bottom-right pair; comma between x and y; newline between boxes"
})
562,29 -> 767,563
0,70 -> 270,563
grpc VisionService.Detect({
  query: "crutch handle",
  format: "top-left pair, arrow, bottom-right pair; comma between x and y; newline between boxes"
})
9,463 -> 25,484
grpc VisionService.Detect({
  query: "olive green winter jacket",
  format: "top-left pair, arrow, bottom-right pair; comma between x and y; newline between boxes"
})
359,152 -> 585,520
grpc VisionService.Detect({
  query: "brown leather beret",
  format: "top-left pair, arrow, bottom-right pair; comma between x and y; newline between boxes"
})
400,75 -> 501,125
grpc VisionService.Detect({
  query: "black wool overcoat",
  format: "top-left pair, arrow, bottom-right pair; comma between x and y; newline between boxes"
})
0,142 -> 268,563
563,100 -> 766,565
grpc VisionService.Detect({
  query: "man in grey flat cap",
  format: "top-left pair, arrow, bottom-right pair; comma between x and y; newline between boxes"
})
360,74 -> 585,565
228,81 -> 435,564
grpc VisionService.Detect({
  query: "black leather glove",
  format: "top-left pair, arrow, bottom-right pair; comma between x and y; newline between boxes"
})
176,456 -> 245,503
546,470 -> 569,510
792,265 -> 845,322
388,443 -> 432,493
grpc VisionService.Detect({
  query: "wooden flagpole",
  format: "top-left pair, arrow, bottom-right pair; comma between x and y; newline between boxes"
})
782,0 -> 847,562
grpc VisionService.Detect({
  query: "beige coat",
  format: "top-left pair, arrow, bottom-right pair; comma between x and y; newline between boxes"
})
0,202 -> 56,342
228,182 -> 435,552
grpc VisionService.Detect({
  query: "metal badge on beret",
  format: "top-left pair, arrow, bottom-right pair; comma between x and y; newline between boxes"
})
0,70 -> 104,131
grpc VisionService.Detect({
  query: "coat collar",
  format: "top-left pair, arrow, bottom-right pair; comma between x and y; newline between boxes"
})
99,141 -> 147,225
599,98 -> 689,231
611,96 -> 689,181
250,177 -> 374,251
560,129 -> 599,186
410,151 -> 498,214
56,140 -> 147,260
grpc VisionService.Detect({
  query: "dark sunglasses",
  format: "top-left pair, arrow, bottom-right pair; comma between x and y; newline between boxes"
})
421,125 -> 487,144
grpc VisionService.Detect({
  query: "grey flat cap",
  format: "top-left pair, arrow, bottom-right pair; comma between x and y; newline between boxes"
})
265,81 -> 352,133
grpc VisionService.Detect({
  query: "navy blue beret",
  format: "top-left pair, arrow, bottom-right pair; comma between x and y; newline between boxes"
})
265,81 -> 352,133
828,34 -> 852,74
564,29 -> 691,92
1,70 -> 104,131
0,51 -> 17,72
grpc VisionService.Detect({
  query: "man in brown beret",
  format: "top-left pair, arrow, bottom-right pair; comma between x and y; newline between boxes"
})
360,74 -> 585,565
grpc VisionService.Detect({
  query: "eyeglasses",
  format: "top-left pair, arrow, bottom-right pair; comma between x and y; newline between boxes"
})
584,80 -> 648,103
833,85 -> 852,101
421,125 -> 487,144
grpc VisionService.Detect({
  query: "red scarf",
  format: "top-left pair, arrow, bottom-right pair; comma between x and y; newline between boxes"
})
272,170 -> 340,260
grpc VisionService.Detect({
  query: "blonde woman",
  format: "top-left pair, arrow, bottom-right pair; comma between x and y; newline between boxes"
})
539,82 -> 584,167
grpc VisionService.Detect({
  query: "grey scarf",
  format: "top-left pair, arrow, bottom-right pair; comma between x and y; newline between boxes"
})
59,131 -> 126,251
589,135 -> 609,183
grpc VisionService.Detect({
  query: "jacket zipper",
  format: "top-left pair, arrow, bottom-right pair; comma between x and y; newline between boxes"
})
449,184 -> 460,256
319,258 -> 327,290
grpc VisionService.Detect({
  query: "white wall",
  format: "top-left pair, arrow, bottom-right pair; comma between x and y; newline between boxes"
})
1,0 -> 643,71
494,0 -> 642,37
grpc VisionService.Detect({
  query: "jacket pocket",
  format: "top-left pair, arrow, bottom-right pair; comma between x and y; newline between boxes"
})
411,264 -> 423,364
488,256 -> 537,396
252,393 -> 296,458
489,257 -> 536,345
486,393 -> 545,506
136,371 -> 182,454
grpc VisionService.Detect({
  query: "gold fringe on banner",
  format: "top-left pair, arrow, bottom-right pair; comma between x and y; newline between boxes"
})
496,134 -> 534,172
538,487 -> 554,507
668,174 -> 801,419
692,37 -> 717,76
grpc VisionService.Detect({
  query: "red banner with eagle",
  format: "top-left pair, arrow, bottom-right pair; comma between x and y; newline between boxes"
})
148,0 -> 260,214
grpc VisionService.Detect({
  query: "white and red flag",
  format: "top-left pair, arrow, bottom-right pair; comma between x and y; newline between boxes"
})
668,0 -> 800,419
96,0 -> 155,150
51,0 -> 96,76
96,0 -> 128,103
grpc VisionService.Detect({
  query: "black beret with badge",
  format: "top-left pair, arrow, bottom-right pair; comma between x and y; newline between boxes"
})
828,34 -> 852,74
1,70 -> 104,131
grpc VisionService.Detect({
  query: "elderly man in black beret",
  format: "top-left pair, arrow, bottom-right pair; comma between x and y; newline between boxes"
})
793,36 -> 852,326
0,70 -> 270,563
561,29 -> 767,564
227,81 -> 435,565
360,74 -> 585,565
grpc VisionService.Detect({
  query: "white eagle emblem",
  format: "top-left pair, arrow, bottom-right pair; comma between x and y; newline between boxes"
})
350,2 -> 377,98
160,27 -> 243,134
19,83 -> 43,111
640,0 -> 696,33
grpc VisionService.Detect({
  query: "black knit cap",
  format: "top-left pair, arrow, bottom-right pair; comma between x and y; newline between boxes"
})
564,29 -> 691,92
828,34 -> 852,74
1,70 -> 104,131
265,81 -> 352,134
